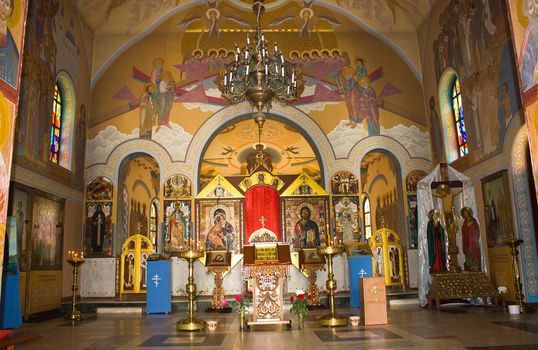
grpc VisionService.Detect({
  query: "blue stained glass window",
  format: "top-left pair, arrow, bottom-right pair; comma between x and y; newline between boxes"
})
451,77 -> 468,157
49,83 -> 62,163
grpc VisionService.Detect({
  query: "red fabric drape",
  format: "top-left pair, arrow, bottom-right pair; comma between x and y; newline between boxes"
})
244,185 -> 281,243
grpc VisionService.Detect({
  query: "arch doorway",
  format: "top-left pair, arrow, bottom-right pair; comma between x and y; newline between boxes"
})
198,115 -> 324,190
359,149 -> 406,246
116,153 -> 161,255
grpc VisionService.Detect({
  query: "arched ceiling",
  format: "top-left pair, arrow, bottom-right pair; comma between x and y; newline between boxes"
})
76,0 -> 435,83
200,117 -> 321,181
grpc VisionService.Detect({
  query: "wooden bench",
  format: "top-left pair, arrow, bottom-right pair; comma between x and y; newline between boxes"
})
0,330 -> 41,350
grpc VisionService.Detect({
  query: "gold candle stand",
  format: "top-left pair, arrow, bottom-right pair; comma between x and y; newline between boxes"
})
177,248 -> 206,331
317,245 -> 347,327
504,234 -> 527,313
65,251 -> 85,321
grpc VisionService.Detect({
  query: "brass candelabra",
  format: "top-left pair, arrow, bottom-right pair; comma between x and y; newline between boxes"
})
504,233 -> 527,313
176,247 -> 206,331
65,251 -> 85,322
317,245 -> 347,327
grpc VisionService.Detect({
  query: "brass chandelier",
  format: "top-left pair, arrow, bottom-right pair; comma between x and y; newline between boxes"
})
220,0 -> 304,131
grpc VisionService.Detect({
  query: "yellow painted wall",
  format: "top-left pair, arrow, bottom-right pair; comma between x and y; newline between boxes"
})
361,151 -> 400,233
90,6 -> 426,134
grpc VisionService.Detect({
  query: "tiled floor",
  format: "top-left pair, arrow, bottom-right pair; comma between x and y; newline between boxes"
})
16,303 -> 538,349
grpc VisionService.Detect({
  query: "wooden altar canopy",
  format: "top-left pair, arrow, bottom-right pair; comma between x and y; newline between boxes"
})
243,243 -> 292,330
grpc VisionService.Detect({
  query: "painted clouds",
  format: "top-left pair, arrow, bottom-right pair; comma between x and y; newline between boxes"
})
87,123 -> 192,166
328,120 -> 431,160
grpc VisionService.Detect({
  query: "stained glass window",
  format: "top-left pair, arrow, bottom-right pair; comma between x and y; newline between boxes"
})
150,202 -> 158,253
451,77 -> 468,157
363,196 -> 372,240
49,83 -> 63,163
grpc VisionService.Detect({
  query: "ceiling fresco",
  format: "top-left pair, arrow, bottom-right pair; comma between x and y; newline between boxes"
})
77,0 -> 435,82
200,118 -> 320,181
77,0 -> 433,34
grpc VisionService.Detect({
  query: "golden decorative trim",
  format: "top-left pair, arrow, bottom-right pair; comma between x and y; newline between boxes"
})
246,264 -> 289,277
281,172 -> 328,197
301,264 -> 324,306
427,272 -> 497,300
195,174 -> 244,199
255,273 -> 281,320
207,266 -> 229,309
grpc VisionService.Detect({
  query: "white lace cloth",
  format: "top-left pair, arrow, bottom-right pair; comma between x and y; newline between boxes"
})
417,164 -> 487,306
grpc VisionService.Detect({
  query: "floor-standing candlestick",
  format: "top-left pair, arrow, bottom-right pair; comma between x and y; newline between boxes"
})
65,251 -> 85,321
177,248 -> 206,331
317,245 -> 347,327
504,233 -> 527,313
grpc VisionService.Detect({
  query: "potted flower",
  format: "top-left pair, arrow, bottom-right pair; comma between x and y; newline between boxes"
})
290,290 -> 309,329
233,295 -> 249,331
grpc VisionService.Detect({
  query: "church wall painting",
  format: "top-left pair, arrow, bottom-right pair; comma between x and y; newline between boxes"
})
424,0 -> 523,168
0,95 -> 16,278
387,244 -> 402,284
30,195 -> 64,270
14,0 -> 92,191
0,0 -> 28,301
332,196 -> 360,244
331,170 -> 358,195
406,170 -> 427,248
196,199 -> 243,254
481,170 -> 514,248
163,199 -> 191,252
0,0 -> 26,90
282,197 -> 329,249
164,174 -> 192,198
84,202 -> 112,258
9,188 -> 29,271
506,0 -> 538,206
87,2 -> 433,174
86,176 -> 113,201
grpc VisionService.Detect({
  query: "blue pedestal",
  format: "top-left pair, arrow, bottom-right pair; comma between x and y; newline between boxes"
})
0,273 -> 22,328
147,260 -> 171,314
348,256 -> 373,308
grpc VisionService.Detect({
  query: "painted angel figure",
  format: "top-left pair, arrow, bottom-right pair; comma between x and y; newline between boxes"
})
177,1 -> 251,38
268,0 -> 341,37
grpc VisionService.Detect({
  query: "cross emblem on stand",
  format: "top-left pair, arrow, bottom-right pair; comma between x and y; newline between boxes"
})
152,274 -> 161,288
370,285 -> 379,303
358,269 -> 368,278
259,216 -> 267,228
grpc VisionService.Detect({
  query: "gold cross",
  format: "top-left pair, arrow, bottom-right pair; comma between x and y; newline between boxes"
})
369,285 -> 379,303
259,216 -> 267,228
